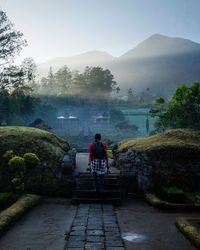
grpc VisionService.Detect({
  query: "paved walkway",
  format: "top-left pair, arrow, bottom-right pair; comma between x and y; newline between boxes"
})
65,203 -> 125,250
116,196 -> 199,250
0,198 -> 77,250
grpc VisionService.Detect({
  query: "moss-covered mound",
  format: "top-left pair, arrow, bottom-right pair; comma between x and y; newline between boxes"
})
118,129 -> 200,159
116,129 -> 200,191
0,126 -> 69,161
0,126 -> 72,196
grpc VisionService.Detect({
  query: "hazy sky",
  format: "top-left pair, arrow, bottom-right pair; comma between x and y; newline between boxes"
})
0,0 -> 200,63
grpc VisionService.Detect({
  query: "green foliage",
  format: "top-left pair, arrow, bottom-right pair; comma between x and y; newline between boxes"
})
155,96 -> 165,106
161,186 -> 185,203
23,153 -> 39,169
11,178 -> 23,192
0,126 -> 72,196
0,9 -> 26,81
39,66 -> 118,99
151,82 -> 200,129
3,150 -> 13,160
8,156 -> 25,171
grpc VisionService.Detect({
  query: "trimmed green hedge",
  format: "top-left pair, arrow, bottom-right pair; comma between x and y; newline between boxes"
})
145,193 -> 200,210
176,217 -> 200,249
0,194 -> 42,236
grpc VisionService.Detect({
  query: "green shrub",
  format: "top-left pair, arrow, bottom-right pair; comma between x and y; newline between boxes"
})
8,156 -> 25,171
3,150 -> 14,160
11,178 -> 23,192
161,186 -> 185,203
23,153 -> 40,169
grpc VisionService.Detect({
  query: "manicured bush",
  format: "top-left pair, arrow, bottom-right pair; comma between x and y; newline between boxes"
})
8,156 -> 25,171
11,178 -> 23,192
3,150 -> 14,160
23,153 -> 40,169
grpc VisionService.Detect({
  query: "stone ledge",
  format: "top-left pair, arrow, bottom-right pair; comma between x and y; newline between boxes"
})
0,194 -> 42,237
176,217 -> 200,249
145,193 -> 200,210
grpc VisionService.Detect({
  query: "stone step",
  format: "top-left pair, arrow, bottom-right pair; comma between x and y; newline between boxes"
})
76,183 -> 120,190
75,190 -> 121,198
71,197 -> 122,205
76,178 -> 120,185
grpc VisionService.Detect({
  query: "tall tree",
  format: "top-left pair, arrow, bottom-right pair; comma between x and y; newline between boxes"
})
150,82 -> 200,129
0,9 -> 26,88
54,66 -> 72,95
82,66 -> 117,98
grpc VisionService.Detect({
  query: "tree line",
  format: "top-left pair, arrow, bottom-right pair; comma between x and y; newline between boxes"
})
38,65 -> 119,99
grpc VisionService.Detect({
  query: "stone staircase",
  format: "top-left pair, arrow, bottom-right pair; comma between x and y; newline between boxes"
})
72,172 -> 122,205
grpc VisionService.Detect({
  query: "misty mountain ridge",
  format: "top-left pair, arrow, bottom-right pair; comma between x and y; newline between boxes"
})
120,34 -> 200,59
37,34 -> 200,97
38,50 -> 114,72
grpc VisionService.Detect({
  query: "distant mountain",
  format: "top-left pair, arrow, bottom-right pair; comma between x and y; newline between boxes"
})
120,34 -> 200,59
38,50 -> 114,76
37,34 -> 200,97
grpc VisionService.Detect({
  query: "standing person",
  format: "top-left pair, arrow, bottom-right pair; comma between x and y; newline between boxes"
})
87,133 -> 110,194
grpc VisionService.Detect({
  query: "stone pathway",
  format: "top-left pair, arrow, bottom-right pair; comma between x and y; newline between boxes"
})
65,203 -> 125,250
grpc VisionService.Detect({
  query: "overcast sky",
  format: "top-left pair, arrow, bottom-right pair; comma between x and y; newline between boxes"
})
0,0 -> 200,63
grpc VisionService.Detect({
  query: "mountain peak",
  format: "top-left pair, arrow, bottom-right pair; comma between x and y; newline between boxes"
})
120,34 -> 200,59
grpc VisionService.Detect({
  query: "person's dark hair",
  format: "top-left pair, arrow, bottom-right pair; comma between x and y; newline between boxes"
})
95,133 -> 101,141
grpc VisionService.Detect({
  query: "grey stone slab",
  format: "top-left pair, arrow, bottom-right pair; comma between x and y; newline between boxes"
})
105,237 -> 123,242
67,240 -> 85,248
68,235 -> 86,241
106,248 -> 125,250
104,226 -> 120,232
85,242 -> 104,249
88,224 -> 103,228
72,225 -> 86,231
104,222 -> 118,226
86,235 -> 105,242
105,232 -> 121,237
105,240 -> 124,247
87,230 -> 104,236
87,225 -> 103,230
66,248 -> 85,250
73,222 -> 87,226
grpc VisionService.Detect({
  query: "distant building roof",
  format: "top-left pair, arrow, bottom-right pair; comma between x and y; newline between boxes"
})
57,116 -> 66,119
